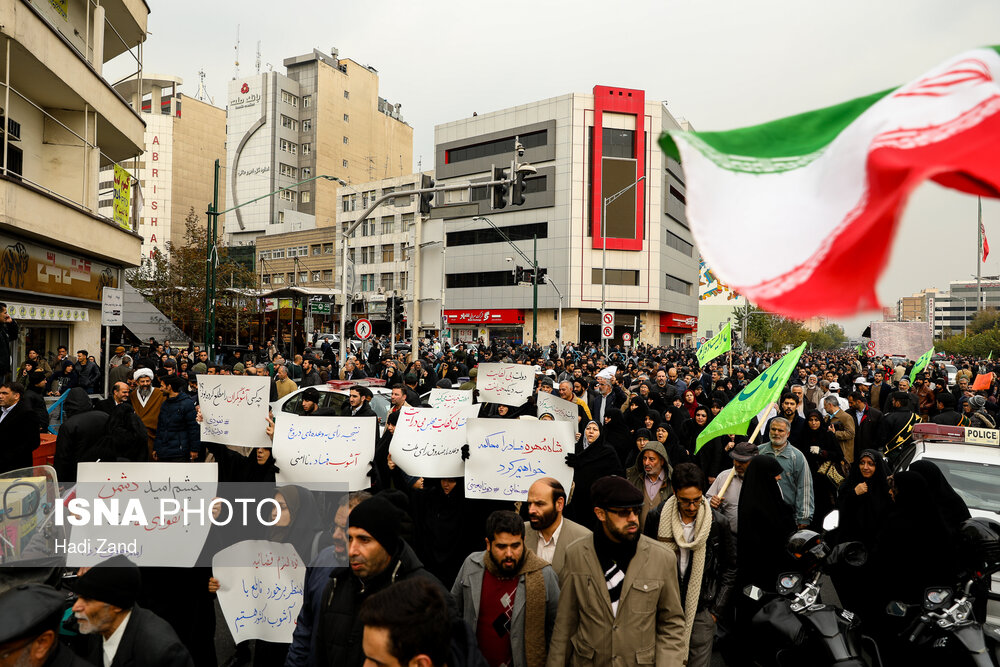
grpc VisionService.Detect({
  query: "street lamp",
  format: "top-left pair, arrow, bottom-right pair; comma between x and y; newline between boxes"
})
601,175 -> 645,355
204,169 -> 346,359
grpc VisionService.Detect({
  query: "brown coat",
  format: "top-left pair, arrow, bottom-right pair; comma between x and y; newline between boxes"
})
523,517 -> 591,575
830,408 -> 856,464
546,534 -> 686,667
131,389 -> 166,458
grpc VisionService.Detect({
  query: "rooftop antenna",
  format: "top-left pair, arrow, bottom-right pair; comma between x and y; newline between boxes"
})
232,24 -> 240,80
195,68 -> 214,105
255,40 -> 261,74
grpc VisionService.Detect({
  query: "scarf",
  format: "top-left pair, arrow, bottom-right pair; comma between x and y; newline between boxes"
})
482,549 -> 550,667
657,496 -> 713,648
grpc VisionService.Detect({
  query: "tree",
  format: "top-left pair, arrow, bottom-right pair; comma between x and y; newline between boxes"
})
732,303 -> 772,350
967,308 -> 1000,335
127,208 -> 259,342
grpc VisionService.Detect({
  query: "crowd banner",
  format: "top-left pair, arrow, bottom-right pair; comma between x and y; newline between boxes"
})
476,363 -> 535,406
390,405 -> 479,478
197,375 -> 272,449
69,462 -> 219,567
696,322 -> 732,367
695,342 -> 806,452
536,392 -> 578,422
272,415 -> 375,490
464,418 -> 575,501
213,540 -> 305,644
428,388 -> 474,409
972,372 -> 994,392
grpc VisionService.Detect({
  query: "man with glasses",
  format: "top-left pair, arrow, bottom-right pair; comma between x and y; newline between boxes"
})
548,475 -> 686,666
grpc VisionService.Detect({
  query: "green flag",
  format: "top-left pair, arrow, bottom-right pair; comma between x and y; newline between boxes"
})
989,350 -> 993,361
695,342 -> 807,452
856,343 -> 865,356
696,322 -> 732,367
909,347 -> 935,383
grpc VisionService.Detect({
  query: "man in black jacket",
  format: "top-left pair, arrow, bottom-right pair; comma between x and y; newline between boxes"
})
645,463 -> 737,667
301,357 -> 322,387
314,495 -> 450,667
153,375 -> 200,462
54,387 -> 109,483
341,385 -> 377,418
847,391 -> 883,453
932,391 -> 968,426
879,391 -> 921,469
70,555 -> 194,667
0,302 -> 17,383
0,381 -> 41,474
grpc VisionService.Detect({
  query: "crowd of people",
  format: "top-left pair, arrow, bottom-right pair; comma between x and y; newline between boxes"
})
1,318 -> 997,666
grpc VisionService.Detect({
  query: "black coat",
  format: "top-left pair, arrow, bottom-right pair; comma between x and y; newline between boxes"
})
153,394 -> 200,460
0,399 -> 41,473
0,318 -> 17,374
563,435 -> 625,526
82,605 -> 194,667
54,389 -> 109,483
848,406 -> 883,452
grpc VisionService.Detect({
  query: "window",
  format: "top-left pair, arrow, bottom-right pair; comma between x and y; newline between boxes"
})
322,243 -> 333,254
398,272 -> 407,291
302,95 -> 312,108
299,272 -> 309,283
665,273 -> 692,295
279,189 -> 295,202
301,191 -> 311,203
312,270 -> 321,282
348,248 -> 356,262
287,273 -> 296,284
380,217 -> 395,235
590,269 -> 640,286
322,269 -> 333,281
279,163 -> 297,178
602,128 -> 636,159
303,119 -> 312,132
447,270 -> 517,289
281,115 -> 298,131
446,222 -> 548,248
343,136 -> 349,145
280,90 -> 298,107
311,245 -> 322,256
669,185 -> 686,205
342,194 -> 357,212
280,139 -> 297,154
381,273 -> 394,290
298,246 -> 309,257
343,113 -> 349,122
382,186 -> 395,196
400,213 -> 415,226
272,273 -> 285,284
302,167 -> 312,177
302,143 -> 311,156
665,231 -> 693,256
261,274 -> 271,285
276,211 -> 285,224
344,90 -> 350,99
259,250 -> 271,260
445,130 -> 547,164
343,159 -> 349,168
382,244 -> 395,262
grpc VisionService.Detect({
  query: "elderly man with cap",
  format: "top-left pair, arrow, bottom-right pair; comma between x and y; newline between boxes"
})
588,366 -> 626,425
0,583 -> 91,667
108,346 -> 131,369
706,441 -> 757,535
129,367 -> 165,458
625,439 -> 673,531
69,555 -> 194,667
547,476 -> 686,667
313,494 -> 449,667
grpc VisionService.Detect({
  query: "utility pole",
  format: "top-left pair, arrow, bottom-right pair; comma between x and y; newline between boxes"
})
204,159 -> 220,359
532,234 -> 538,345
600,175 -> 645,356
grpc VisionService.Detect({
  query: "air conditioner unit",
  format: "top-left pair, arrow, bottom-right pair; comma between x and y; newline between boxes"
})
376,286 -> 385,294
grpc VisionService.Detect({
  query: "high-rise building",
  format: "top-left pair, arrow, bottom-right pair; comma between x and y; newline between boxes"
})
224,48 -> 413,247
99,75 -> 227,261
0,0 -> 147,358
433,86 -> 699,346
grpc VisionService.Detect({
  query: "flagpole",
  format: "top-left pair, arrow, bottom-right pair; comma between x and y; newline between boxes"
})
978,196 -> 983,313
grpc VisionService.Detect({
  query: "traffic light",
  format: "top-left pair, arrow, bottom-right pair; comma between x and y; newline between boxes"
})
490,165 -> 508,210
514,266 -> 525,283
535,267 -> 547,284
511,169 -> 528,206
394,296 -> 405,324
419,174 -> 435,215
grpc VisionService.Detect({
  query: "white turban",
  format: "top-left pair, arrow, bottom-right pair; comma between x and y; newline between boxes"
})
133,368 -> 154,380
597,366 -> 617,381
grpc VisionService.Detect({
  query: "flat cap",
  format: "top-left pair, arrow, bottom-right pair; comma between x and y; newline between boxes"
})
0,584 -> 66,646
67,554 -> 140,609
590,475 -> 643,509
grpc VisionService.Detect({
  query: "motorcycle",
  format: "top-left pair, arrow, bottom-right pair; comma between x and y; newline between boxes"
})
743,510 -> 881,667
885,517 -> 1000,667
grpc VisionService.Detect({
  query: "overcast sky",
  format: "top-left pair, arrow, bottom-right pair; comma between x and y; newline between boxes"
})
111,0 -> 1000,335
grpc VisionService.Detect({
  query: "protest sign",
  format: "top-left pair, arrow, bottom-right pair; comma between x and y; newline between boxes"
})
464,418 -> 575,501
536,392 -> 578,422
390,405 -> 480,478
428,388 -> 474,409
476,363 -> 535,406
213,540 -> 305,644
68,462 -> 218,567
972,372 -> 994,391
197,375 -> 271,449
272,416 -> 375,490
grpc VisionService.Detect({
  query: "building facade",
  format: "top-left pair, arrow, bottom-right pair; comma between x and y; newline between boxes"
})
99,75 -> 227,261
224,48 -> 413,247
433,86 -> 699,347
0,0 -> 147,360
696,256 -> 745,342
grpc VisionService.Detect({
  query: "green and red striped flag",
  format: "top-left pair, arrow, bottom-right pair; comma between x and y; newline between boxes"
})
661,47 -> 1000,317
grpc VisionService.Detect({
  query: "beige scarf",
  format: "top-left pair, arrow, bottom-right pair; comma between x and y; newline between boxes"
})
483,549 -> 549,667
657,496 -> 713,648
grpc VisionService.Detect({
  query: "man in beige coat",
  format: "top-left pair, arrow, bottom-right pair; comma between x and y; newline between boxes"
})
823,395 -> 856,464
546,476 -> 686,666
523,478 -> 591,575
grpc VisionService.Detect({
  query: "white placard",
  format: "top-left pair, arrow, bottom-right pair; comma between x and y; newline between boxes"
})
464,418 -> 575,501
390,405 -> 480,478
428,388 -> 474,409
476,363 -> 535,407
68,462 -> 218,567
213,540 -> 305,644
536,392 -> 579,423
272,415 -> 376,490
101,287 -> 123,326
197,375 -> 272,449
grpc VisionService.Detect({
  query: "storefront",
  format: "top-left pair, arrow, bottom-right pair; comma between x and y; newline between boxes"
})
660,312 -> 697,348
444,309 -> 525,346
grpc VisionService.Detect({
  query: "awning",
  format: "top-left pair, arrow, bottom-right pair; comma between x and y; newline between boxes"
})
122,281 -> 190,344
260,286 -> 340,300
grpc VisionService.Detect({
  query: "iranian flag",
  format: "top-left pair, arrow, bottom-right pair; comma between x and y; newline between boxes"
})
661,47 -> 1000,317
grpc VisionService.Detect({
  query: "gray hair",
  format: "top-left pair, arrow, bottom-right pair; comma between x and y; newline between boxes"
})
823,395 -> 840,407
770,416 -> 791,430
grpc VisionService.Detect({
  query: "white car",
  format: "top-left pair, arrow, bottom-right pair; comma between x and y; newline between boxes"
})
905,423 -> 1000,627
270,379 -> 392,431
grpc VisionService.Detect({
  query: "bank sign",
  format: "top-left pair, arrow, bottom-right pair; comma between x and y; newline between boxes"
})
230,81 -> 261,110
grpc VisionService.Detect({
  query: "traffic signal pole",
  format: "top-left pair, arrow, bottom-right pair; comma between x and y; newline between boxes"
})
532,234 -> 538,345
